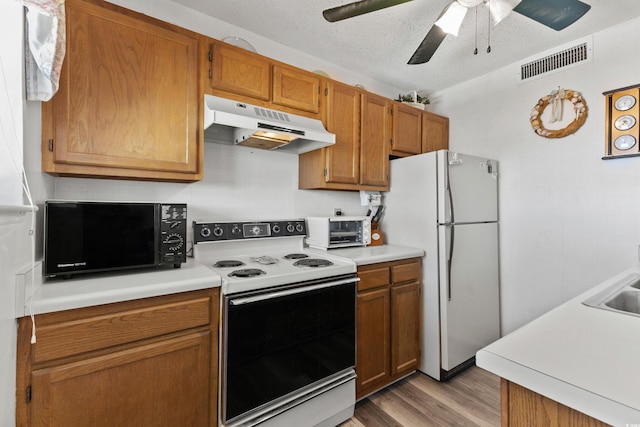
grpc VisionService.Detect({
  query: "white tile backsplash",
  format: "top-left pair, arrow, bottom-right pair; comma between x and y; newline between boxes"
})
54,142 -> 365,237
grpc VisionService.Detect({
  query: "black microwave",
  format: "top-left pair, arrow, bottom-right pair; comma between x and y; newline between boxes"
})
44,201 -> 187,278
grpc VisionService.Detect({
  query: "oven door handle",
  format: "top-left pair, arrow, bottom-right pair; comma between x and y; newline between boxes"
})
229,277 -> 359,305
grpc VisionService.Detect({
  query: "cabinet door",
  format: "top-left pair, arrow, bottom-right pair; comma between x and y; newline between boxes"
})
272,65 -> 321,113
30,332 -> 211,427
391,102 -> 422,155
391,281 -> 421,376
210,42 -> 270,100
361,93 -> 390,187
325,81 -> 361,185
356,287 -> 390,398
44,0 -> 199,177
423,111 -> 449,153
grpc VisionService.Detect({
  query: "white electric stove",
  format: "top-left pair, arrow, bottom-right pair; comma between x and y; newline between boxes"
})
192,219 -> 357,427
192,219 -> 356,295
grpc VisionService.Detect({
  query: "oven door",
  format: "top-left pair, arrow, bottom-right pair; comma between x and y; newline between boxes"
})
222,275 -> 357,425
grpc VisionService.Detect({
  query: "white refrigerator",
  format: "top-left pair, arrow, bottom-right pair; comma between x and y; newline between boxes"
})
384,150 -> 500,381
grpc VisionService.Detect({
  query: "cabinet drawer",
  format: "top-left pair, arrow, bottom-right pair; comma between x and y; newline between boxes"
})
358,266 -> 390,291
32,293 -> 213,364
391,260 -> 421,284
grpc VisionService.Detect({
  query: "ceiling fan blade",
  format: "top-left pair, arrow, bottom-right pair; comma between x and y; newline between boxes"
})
513,0 -> 591,31
407,24 -> 447,64
323,0 -> 413,22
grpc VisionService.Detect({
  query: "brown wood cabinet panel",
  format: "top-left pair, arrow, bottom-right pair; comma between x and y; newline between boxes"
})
31,332 -> 210,427
501,379 -> 610,427
391,102 -> 422,156
272,65 -> 320,113
391,260 -> 421,284
210,41 -> 270,100
390,282 -> 420,376
356,258 -> 422,399
358,266 -> 391,292
42,0 -> 201,181
360,93 -> 390,187
16,288 -> 220,427
325,81 -> 361,185
33,297 -> 211,363
423,111 -> 449,153
356,287 -> 390,398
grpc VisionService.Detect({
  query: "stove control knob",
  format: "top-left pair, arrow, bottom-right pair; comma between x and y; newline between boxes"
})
200,226 -> 212,238
295,223 -> 304,233
231,225 -> 242,236
213,226 -> 224,237
286,224 -> 295,233
272,224 -> 281,234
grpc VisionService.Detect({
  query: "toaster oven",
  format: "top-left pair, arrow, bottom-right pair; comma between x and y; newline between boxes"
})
306,216 -> 371,250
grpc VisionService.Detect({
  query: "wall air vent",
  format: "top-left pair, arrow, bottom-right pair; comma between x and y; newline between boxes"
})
517,36 -> 593,83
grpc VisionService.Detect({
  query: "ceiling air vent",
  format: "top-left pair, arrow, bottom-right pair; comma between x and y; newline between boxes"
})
517,36 -> 593,83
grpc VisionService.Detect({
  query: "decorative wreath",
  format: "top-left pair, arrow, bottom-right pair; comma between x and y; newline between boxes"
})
529,89 -> 588,138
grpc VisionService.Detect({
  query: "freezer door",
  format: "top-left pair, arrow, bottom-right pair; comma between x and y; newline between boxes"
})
438,151 -> 498,224
438,222 -> 500,372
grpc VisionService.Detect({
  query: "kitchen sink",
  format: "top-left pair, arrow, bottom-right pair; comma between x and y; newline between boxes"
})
582,274 -> 640,317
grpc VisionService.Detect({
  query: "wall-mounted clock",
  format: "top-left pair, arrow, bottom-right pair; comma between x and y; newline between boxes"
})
603,84 -> 640,159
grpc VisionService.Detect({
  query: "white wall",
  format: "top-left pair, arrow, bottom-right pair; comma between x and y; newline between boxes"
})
433,17 -> 640,333
0,2 -> 36,425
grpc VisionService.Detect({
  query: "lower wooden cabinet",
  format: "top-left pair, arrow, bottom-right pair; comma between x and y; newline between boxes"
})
356,258 -> 421,399
16,288 -> 220,427
501,379 -> 609,427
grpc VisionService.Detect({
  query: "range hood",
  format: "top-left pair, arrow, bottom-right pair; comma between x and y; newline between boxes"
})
203,95 -> 335,154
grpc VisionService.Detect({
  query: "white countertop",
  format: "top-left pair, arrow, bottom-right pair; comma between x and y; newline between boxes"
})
477,264 -> 640,426
311,244 -> 425,266
16,259 -> 221,317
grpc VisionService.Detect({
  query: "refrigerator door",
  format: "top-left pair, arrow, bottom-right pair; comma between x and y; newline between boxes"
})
438,151 -> 498,224
438,221 -> 500,372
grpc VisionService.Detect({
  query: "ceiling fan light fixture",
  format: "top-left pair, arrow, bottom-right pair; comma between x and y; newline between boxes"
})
435,1 -> 468,36
488,0 -> 522,25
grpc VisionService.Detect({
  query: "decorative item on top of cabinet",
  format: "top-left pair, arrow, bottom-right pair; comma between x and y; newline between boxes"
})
529,87 -> 588,139
603,84 -> 640,159
41,0 -> 202,182
355,258 -> 421,399
299,81 -> 390,191
16,288 -> 220,427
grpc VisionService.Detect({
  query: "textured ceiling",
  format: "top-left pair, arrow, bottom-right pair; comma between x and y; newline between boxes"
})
170,0 -> 640,94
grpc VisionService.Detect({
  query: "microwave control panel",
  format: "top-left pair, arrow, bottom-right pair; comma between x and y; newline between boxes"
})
160,204 -> 187,266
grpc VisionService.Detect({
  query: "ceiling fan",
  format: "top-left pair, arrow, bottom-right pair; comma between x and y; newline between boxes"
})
323,0 -> 591,64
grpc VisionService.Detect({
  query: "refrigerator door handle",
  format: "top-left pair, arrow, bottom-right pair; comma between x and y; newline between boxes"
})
446,224 -> 454,301
446,152 -> 455,225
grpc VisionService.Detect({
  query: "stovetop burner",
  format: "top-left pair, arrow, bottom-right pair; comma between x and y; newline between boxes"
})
293,258 -> 334,268
214,260 -> 245,268
228,268 -> 267,278
283,253 -> 309,260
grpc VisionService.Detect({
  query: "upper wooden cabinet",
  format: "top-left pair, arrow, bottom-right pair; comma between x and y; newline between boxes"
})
360,92 -> 391,187
209,42 -> 270,100
299,81 -> 389,191
390,102 -> 423,156
391,103 -> 449,157
272,65 -> 321,114
205,40 -> 322,116
41,0 -> 202,182
423,111 -> 450,153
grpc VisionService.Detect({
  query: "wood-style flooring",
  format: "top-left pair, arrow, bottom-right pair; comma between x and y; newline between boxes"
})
340,366 -> 501,427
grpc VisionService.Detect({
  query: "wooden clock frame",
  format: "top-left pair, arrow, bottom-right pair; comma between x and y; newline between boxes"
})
603,84 -> 640,159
